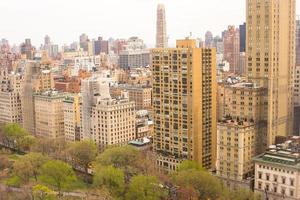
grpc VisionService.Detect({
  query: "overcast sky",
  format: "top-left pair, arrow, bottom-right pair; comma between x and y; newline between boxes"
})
1,0 -> 300,47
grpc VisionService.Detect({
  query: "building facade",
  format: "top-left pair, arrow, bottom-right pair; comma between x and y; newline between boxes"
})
91,97 -> 136,149
216,120 -> 256,189
152,39 -> 217,170
246,0 -> 295,145
156,4 -> 167,48
253,137 -> 300,200
64,94 -> 80,142
34,91 -> 65,138
223,26 -> 240,74
0,71 -> 23,124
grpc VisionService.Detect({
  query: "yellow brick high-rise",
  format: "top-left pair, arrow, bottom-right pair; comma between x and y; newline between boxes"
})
152,39 -> 217,170
246,0 -> 295,146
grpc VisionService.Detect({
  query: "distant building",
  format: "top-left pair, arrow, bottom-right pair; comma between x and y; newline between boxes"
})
118,37 -> 150,69
156,4 -> 167,48
20,39 -> 34,60
110,84 -> 152,110
253,136 -> 300,200
239,52 -> 246,75
223,26 -> 240,74
239,23 -> 246,52
205,31 -> 214,47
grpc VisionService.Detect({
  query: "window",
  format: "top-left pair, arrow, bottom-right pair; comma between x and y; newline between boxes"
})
290,190 -> 294,197
258,172 -> 262,179
282,177 -> 286,184
258,182 -> 262,190
289,178 -> 294,186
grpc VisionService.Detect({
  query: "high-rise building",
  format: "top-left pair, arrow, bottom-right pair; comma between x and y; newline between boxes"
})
205,31 -> 214,47
91,94 -> 136,149
21,61 -> 54,134
213,36 -> 224,54
246,0 -> 295,145
63,94 -> 80,142
217,120 -> 256,189
239,22 -> 246,52
294,16 -> 300,135
296,17 -> 300,66
0,70 -> 23,124
44,35 -> 51,46
118,37 -> 150,69
294,66 -> 300,135
223,26 -> 240,74
152,39 -> 217,170
156,4 -> 167,48
20,39 -> 34,60
80,75 -> 114,140
34,90 -> 65,138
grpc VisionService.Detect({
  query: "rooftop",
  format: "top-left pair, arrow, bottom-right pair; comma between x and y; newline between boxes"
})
253,136 -> 300,169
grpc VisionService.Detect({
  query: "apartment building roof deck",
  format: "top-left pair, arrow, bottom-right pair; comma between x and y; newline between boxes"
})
253,136 -> 300,170
33,90 -> 66,99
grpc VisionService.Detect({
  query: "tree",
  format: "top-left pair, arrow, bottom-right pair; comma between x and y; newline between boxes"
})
96,146 -> 138,169
32,137 -> 68,160
173,169 -> 228,200
39,160 -> 77,195
18,135 -> 36,152
67,140 -> 97,173
134,149 -> 157,175
177,160 -> 204,172
12,153 -> 49,182
13,158 -> 33,183
96,146 -> 139,182
125,175 -> 167,200
32,184 -> 56,200
93,165 -> 125,198
27,153 -> 49,181
0,123 -> 34,152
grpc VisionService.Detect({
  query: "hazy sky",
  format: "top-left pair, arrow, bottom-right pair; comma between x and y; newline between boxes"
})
1,0 -> 300,47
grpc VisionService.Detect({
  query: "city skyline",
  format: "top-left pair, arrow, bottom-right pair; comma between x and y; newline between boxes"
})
2,0 -> 299,47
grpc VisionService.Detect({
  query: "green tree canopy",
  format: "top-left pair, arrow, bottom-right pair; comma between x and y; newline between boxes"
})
67,140 -> 97,172
125,175 -> 167,200
0,123 -> 35,151
12,152 -> 49,183
173,169 -> 228,200
96,146 -> 139,181
39,160 -> 77,194
93,165 -> 125,198
96,146 -> 138,169
177,160 -> 205,172
32,184 -> 57,200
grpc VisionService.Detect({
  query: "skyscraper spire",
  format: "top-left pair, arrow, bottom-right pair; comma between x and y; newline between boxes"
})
156,4 -> 167,48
